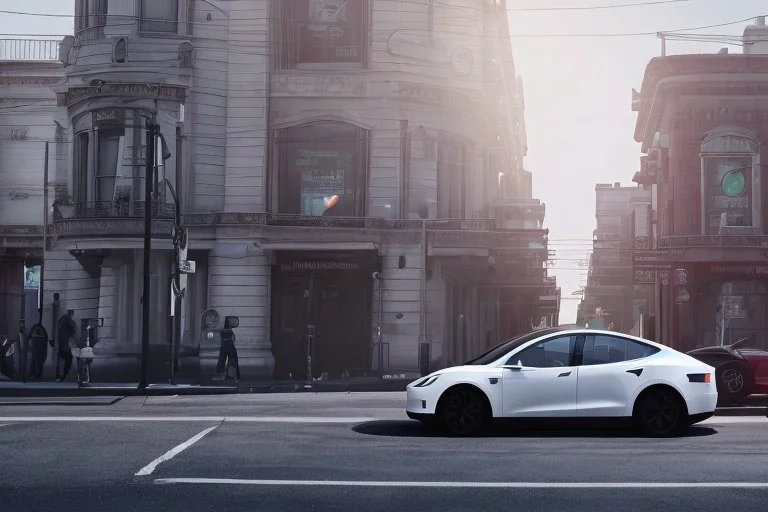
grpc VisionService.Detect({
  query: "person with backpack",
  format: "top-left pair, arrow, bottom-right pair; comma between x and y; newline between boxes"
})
55,310 -> 76,382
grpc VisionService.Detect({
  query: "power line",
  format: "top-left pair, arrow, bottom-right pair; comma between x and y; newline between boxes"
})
508,0 -> 693,12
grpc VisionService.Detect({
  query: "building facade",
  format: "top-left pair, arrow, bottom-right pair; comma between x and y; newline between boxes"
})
577,183 -> 651,335
0,39 -> 63,347
5,0 -> 556,383
632,18 -> 768,351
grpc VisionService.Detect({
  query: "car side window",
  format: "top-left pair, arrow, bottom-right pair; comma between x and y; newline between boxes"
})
581,335 -> 660,365
507,335 -> 576,368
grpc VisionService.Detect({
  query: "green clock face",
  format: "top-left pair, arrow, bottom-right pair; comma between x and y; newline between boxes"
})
722,170 -> 746,198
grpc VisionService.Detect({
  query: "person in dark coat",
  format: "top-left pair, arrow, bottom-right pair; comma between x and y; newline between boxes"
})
216,317 -> 240,382
27,323 -> 49,379
55,310 -> 76,382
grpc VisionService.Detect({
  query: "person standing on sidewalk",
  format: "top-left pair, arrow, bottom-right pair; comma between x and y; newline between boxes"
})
215,317 -> 240,383
27,323 -> 50,379
55,310 -> 76,382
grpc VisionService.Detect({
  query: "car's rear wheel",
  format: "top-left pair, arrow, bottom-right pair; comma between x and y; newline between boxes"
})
437,386 -> 490,437
716,362 -> 751,406
635,388 -> 685,437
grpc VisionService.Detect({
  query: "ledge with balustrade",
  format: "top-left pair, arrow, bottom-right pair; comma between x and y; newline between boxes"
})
50,201 -> 549,252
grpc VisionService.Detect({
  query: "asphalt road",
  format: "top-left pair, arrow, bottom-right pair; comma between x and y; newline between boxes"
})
0,393 -> 767,512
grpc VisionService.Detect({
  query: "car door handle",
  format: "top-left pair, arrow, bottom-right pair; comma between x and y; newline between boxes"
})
558,371 -> 572,377
626,368 -> 643,377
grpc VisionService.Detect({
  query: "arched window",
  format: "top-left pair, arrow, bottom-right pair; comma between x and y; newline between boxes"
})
276,122 -> 368,216
700,126 -> 760,234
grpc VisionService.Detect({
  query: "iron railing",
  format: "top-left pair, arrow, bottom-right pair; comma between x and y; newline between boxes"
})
0,39 -> 60,61
53,200 -> 175,220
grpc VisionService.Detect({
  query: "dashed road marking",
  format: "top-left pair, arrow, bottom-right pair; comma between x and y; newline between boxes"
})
135,425 -> 220,476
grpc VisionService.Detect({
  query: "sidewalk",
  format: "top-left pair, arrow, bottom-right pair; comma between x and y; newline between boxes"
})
0,375 -> 412,397
0,380 -> 238,397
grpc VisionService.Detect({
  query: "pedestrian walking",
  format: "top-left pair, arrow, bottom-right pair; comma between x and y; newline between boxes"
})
55,310 -> 76,382
216,317 -> 240,383
27,323 -> 49,379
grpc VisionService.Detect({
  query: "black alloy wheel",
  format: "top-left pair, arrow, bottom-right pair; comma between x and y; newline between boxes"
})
716,362 -> 751,406
637,388 -> 684,437
438,387 -> 490,437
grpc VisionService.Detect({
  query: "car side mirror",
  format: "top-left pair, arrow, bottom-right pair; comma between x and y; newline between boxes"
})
502,364 -> 524,371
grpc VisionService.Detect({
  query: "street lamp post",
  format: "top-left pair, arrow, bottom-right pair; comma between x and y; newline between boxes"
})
138,121 -> 156,390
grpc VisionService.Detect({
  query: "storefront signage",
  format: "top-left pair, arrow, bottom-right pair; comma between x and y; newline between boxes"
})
280,261 -> 361,272
633,251 -> 671,264
633,269 -> 656,284
60,84 -> 186,108
673,268 -> 688,286
659,236 -> 768,248
709,264 -> 768,275
272,73 -> 366,96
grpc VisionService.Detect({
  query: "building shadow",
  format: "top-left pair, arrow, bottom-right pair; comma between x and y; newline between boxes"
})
352,420 -> 718,439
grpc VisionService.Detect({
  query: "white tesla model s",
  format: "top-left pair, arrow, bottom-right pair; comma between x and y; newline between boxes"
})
406,328 -> 718,437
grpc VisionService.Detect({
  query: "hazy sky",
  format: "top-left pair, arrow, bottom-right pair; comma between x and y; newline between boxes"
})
2,0 -> 765,323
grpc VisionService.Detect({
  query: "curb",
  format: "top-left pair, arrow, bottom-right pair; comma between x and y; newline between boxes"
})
0,385 -> 238,398
713,406 -> 767,417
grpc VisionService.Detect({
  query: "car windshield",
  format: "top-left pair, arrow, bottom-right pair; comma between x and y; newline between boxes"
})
464,327 -> 563,365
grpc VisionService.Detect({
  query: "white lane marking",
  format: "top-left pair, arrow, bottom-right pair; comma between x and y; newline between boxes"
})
0,416 -> 379,423
135,425 -> 220,476
0,424 -> 8,428
0,415 -> 762,425
154,478 -> 768,489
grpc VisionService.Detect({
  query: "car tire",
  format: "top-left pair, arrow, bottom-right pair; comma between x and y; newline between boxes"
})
716,362 -> 752,406
437,386 -> 490,437
635,388 -> 686,437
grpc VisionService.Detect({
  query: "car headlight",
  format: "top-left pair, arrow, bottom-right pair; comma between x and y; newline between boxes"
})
414,375 -> 440,387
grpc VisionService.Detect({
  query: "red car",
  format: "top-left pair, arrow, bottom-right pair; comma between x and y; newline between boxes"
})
687,337 -> 768,405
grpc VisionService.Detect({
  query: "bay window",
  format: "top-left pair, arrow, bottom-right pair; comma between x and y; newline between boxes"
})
275,0 -> 369,69
140,0 -> 179,33
275,122 -> 368,216
72,109 -> 165,217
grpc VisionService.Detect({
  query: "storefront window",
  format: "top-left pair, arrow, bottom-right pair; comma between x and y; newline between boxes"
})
277,122 -> 367,216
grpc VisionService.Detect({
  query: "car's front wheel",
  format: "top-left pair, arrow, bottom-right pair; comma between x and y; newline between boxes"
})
716,362 -> 752,406
635,387 -> 685,437
437,386 -> 490,437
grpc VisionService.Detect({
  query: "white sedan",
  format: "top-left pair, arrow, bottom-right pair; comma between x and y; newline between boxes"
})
406,328 -> 718,437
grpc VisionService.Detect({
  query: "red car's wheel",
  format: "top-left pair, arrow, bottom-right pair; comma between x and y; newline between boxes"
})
716,362 -> 752,406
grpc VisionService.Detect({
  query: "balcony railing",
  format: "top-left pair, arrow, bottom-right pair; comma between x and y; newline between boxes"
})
186,213 -> 499,232
0,39 -> 60,61
53,200 -> 175,221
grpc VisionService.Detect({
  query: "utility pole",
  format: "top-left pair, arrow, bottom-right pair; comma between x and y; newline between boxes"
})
139,121 -> 157,390
39,141 -> 49,326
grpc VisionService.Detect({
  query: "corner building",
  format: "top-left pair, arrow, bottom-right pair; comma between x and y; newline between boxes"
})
45,0 -> 555,382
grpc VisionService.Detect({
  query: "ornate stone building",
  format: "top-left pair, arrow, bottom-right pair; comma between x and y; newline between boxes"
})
0,39 -> 63,346
14,0 -> 555,383
632,18 -> 768,351
578,183 -> 651,335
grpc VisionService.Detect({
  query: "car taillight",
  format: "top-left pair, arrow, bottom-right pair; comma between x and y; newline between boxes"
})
688,373 -> 711,383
